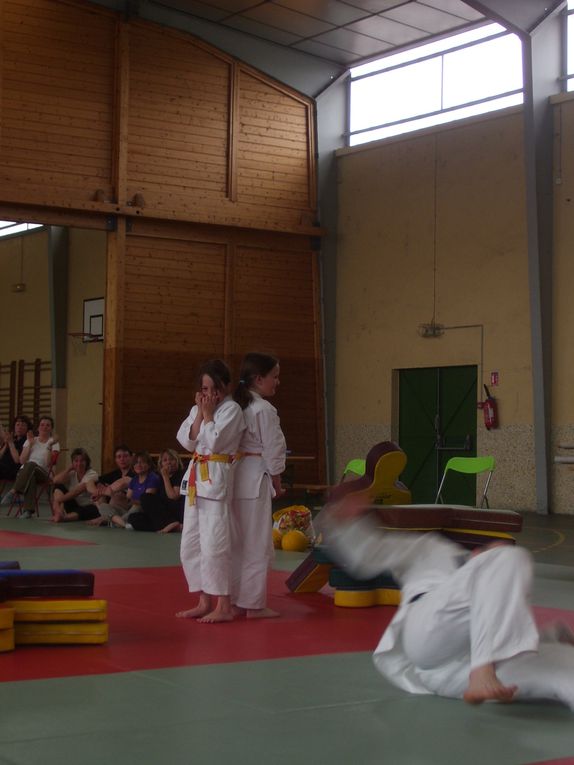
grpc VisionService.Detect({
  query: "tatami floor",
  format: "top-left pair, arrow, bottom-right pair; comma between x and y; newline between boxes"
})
0,507 -> 573,765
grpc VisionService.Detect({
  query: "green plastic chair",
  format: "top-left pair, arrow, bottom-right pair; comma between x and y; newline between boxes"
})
342,458 -> 366,479
435,456 -> 495,508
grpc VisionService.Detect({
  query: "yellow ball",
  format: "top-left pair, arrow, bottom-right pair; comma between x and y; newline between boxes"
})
272,528 -> 283,549
281,529 -> 308,552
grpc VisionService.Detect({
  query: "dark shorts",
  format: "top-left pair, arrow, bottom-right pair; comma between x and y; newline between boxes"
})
61,495 -> 100,521
65,500 -> 100,521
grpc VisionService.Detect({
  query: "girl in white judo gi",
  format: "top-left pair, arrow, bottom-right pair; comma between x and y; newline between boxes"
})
322,500 -> 574,710
176,360 -> 245,624
231,353 -> 286,619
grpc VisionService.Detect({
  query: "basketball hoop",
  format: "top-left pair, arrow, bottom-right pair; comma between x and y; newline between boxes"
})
68,332 -> 103,356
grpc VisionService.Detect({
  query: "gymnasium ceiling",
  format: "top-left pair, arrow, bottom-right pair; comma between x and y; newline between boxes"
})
124,0 -> 565,69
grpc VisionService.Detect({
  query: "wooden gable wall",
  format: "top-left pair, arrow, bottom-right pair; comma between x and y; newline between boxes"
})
0,0 -> 317,231
0,0 -> 325,482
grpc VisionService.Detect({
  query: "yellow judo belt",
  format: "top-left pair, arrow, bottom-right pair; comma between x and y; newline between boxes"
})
187,452 -> 233,504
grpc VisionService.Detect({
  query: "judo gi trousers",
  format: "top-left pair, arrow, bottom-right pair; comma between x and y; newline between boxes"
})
230,482 -> 274,610
180,496 -> 230,596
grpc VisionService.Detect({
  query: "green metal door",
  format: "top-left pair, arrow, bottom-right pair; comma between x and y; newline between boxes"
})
398,365 -> 477,504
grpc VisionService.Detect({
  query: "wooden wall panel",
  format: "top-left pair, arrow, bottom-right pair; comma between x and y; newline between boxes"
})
0,0 -> 116,205
236,72 -> 314,214
104,226 -> 325,483
116,233 -> 228,452
126,23 -> 231,211
0,0 -> 325,473
231,245 -> 324,484
0,1 -> 320,235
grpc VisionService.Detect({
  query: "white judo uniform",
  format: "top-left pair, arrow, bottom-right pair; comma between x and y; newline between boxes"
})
323,511 -> 574,710
231,392 -> 286,610
176,396 -> 245,597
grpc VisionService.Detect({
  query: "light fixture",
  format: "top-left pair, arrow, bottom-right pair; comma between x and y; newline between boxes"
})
418,321 -> 444,338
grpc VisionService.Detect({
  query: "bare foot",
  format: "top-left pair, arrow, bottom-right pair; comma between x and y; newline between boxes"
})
197,608 -> 234,624
246,608 -> 280,619
51,510 -> 66,523
86,516 -> 106,527
463,664 -> 517,705
157,522 -> 182,534
231,605 -> 246,618
176,604 -> 211,619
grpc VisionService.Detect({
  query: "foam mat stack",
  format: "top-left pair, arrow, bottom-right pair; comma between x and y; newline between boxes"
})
0,562 -> 108,651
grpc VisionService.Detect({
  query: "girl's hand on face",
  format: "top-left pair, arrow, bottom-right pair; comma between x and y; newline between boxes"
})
201,393 -> 217,419
194,391 -> 203,407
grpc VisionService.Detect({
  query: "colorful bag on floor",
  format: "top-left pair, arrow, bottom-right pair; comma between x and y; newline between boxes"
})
272,506 -> 315,549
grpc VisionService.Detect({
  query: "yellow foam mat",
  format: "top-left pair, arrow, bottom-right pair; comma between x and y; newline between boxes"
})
443,529 -> 514,539
377,588 -> 401,606
15,621 -> 109,645
334,588 -> 401,608
0,606 -> 15,629
0,628 -> 15,652
7,599 -> 107,622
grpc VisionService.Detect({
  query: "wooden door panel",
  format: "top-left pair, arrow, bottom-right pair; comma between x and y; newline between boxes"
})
399,366 -> 477,504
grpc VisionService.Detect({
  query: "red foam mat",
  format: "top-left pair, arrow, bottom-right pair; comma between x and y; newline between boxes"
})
1,566 -> 393,681
2,566 -> 573,684
0,531 -> 93,548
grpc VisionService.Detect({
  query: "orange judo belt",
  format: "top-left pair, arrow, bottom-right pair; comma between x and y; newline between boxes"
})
187,452 -> 233,504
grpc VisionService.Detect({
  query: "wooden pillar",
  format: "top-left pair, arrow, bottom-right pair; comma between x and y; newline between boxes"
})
102,218 -> 126,470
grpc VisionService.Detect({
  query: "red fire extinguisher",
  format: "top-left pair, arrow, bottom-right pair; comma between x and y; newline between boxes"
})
482,384 -> 498,430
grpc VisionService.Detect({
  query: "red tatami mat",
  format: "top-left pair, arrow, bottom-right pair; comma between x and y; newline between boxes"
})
1,566 -> 393,682
0,530 -> 93,548
2,566 -> 573,683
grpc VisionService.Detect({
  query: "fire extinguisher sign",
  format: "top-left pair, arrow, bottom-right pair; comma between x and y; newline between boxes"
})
490,371 -> 499,386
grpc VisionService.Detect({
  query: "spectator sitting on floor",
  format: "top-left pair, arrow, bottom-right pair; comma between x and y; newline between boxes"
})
129,448 -> 185,533
12,416 -> 60,519
87,444 -> 134,526
51,448 -> 100,523
109,450 -> 161,529
0,415 -> 33,502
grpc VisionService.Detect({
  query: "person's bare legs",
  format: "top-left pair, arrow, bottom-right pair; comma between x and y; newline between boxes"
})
176,591 -> 212,619
464,664 -> 518,704
51,491 -> 66,522
197,594 -> 234,623
53,510 -> 80,523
